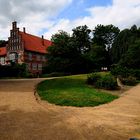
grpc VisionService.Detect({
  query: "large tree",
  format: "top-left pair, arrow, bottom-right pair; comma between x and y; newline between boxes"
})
111,25 -> 140,64
93,24 -> 120,50
72,25 -> 91,54
45,30 -> 83,73
119,39 -> 140,69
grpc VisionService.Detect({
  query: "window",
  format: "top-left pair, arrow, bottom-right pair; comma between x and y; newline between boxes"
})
38,64 -> 42,70
27,63 -> 31,70
37,55 -> 40,61
0,57 -> 5,65
9,53 -> 18,61
28,53 -> 32,60
42,56 -> 46,61
32,63 -> 37,70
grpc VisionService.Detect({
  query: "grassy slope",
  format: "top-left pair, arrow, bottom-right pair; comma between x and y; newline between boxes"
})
37,75 -> 118,107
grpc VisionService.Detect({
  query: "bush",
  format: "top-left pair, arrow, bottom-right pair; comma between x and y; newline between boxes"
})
87,73 -> 101,85
95,74 -> 118,90
87,73 -> 118,90
111,65 -> 130,77
111,65 -> 140,80
0,63 -> 28,78
119,76 -> 138,86
131,69 -> 140,80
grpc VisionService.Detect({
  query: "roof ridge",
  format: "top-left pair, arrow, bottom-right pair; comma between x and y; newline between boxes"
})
19,31 -> 51,42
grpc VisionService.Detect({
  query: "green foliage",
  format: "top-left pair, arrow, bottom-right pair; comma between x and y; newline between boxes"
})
95,74 -> 118,90
119,40 -> 140,69
88,44 -> 108,69
93,24 -> 120,50
119,76 -> 138,86
45,27 -> 93,74
0,63 -> 28,78
72,25 -> 91,53
111,65 -> 130,77
0,40 -> 7,47
87,73 -> 101,85
87,73 -> 118,90
111,25 -> 140,64
45,24 -> 140,75
111,65 -> 140,80
46,31 -> 78,73
37,75 -> 118,107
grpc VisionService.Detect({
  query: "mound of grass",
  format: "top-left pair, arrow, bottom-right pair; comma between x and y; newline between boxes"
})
37,75 -> 118,107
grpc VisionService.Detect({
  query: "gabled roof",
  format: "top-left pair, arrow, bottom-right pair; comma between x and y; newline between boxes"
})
19,31 -> 52,54
0,47 -> 6,56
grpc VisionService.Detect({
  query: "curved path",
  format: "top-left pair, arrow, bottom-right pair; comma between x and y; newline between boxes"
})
0,78 -> 140,140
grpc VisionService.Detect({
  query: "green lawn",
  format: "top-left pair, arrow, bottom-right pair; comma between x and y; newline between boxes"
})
37,75 -> 118,107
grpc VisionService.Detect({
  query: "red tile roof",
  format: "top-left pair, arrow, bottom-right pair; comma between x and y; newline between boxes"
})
0,47 -> 6,56
19,31 -> 52,54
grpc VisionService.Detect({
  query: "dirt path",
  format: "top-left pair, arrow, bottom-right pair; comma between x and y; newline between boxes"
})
0,78 -> 140,140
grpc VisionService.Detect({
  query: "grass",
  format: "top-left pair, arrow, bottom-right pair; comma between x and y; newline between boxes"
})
37,74 -> 118,107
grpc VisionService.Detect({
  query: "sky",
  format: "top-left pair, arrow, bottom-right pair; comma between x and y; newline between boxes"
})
0,0 -> 140,40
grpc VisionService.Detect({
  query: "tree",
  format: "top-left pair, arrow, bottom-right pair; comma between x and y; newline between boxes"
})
45,30 -> 83,73
119,40 -> 140,69
111,25 -> 140,64
93,24 -> 120,50
72,25 -> 91,54
111,29 -> 131,63
0,40 -> 7,47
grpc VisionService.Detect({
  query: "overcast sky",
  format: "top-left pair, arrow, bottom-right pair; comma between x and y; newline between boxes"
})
0,0 -> 140,40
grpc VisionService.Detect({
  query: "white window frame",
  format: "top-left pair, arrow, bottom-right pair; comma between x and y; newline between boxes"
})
38,64 -> 42,70
37,55 -> 40,61
32,63 -> 37,70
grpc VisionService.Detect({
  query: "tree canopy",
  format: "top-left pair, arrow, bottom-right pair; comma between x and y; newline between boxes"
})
93,24 -> 120,50
44,24 -> 140,74
0,40 -> 7,47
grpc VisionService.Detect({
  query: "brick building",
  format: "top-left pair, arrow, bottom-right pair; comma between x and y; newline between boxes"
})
0,21 -> 52,74
0,46 -> 7,65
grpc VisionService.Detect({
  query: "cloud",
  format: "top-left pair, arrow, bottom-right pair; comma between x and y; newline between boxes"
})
0,0 -> 140,40
45,0 -> 140,39
87,0 -> 140,28
0,0 -> 72,39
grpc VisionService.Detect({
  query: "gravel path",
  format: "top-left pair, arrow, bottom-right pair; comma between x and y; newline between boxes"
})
0,78 -> 140,140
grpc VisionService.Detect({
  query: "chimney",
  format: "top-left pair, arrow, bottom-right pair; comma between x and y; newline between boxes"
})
12,21 -> 17,29
42,35 -> 44,45
23,27 -> 26,33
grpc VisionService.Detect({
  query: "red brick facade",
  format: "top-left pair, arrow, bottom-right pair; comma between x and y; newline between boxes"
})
0,47 -> 7,65
0,21 -> 52,74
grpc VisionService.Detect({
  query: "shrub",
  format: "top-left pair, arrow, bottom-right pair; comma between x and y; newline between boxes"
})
0,63 -> 28,78
87,73 -> 118,90
131,69 -> 140,80
87,73 -> 101,85
119,76 -> 138,86
111,65 -> 130,77
95,74 -> 118,90
111,65 -> 140,80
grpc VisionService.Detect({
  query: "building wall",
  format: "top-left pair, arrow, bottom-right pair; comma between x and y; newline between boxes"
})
7,22 -> 24,64
0,56 -> 6,65
24,51 -> 46,74
7,21 -> 47,74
